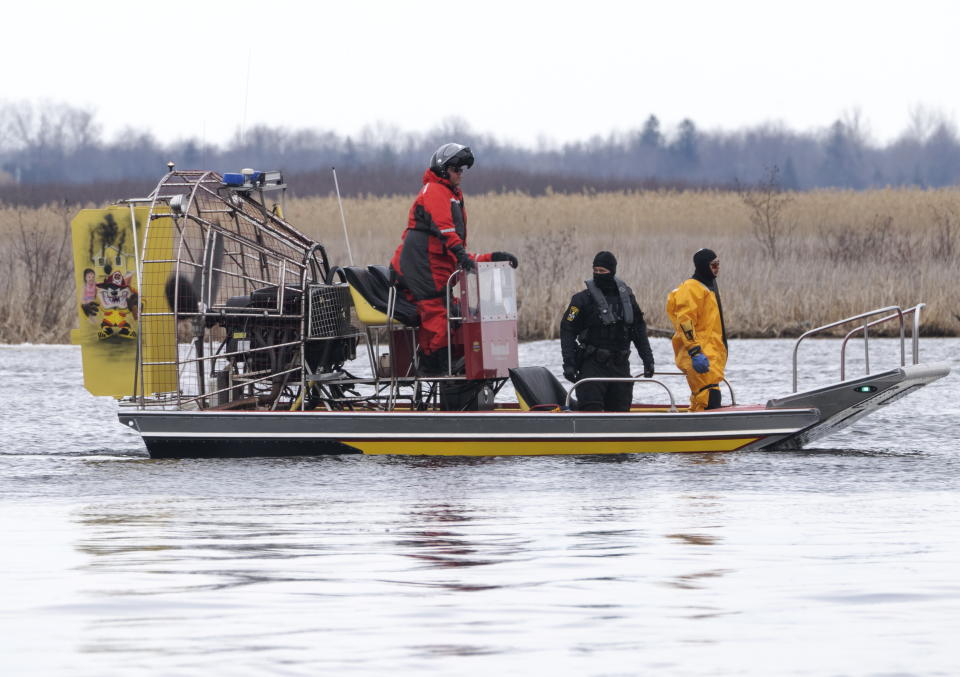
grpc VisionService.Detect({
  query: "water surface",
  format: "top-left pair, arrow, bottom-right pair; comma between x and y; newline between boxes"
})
1,340 -> 958,675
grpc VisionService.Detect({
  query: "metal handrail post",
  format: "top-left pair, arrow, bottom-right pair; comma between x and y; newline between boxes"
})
444,269 -> 464,377
864,323 -> 870,375
722,377 -> 736,406
565,377 -> 678,412
899,309 -> 906,367
913,304 -> 925,364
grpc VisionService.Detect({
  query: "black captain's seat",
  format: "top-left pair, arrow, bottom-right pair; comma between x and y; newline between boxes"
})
341,266 -> 419,327
367,265 -> 394,292
509,367 -> 574,411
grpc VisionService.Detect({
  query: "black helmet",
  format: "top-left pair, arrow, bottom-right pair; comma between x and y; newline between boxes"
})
429,142 -> 474,178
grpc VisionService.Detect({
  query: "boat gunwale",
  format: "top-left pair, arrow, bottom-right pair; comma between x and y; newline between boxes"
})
118,406 -> 818,418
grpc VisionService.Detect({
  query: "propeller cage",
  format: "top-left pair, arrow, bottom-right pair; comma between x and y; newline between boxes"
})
134,170 -> 359,409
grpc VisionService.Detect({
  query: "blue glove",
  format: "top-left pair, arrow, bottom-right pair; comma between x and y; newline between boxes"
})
689,347 -> 710,374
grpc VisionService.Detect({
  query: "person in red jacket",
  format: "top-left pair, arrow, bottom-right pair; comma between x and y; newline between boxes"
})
390,143 -> 518,373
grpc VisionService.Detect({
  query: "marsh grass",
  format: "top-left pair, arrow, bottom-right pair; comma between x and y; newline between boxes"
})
2,188 -> 958,343
0,203 -> 74,342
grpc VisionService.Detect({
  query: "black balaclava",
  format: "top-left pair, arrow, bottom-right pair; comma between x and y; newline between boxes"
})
692,248 -> 717,290
592,251 -> 618,293
690,247 -> 727,348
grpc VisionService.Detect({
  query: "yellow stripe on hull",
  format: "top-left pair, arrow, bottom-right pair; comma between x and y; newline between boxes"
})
344,438 -> 760,456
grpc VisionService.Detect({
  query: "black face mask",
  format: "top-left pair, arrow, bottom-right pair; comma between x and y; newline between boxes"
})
593,272 -> 617,292
692,248 -> 717,290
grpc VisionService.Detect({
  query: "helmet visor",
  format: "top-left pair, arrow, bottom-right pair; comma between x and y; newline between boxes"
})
447,147 -> 474,170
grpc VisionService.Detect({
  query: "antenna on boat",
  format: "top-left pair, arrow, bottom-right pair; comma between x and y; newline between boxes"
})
240,47 -> 252,146
331,167 -> 355,266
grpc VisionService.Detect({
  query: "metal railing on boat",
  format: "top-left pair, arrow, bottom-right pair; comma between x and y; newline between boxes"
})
791,304 -> 924,393
567,377 -> 679,412
649,371 -> 737,407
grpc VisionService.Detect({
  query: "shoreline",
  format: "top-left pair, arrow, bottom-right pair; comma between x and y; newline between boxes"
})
4,331 -> 956,349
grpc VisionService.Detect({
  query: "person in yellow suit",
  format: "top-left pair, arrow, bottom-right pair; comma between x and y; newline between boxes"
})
666,248 -> 727,411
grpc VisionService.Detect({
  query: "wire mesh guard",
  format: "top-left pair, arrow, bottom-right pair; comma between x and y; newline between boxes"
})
134,170 -> 333,408
308,284 -> 361,338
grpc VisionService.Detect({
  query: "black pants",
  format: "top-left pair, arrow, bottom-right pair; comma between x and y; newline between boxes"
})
576,355 -> 632,412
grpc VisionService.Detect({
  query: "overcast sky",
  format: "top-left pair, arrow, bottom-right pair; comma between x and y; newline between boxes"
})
5,0 -> 957,147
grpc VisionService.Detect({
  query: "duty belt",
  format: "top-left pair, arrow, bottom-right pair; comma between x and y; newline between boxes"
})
583,346 -> 631,364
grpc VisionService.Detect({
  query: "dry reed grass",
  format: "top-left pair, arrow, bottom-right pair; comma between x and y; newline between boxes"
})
2,187 -> 958,343
287,187 -> 960,339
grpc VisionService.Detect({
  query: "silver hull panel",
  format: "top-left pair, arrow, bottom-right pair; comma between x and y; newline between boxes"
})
766,362 -> 950,449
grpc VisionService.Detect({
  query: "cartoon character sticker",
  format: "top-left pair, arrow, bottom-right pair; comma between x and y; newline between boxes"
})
77,212 -> 140,341
82,270 -> 139,339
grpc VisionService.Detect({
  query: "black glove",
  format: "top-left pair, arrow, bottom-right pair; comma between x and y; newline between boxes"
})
490,251 -> 519,268
454,247 -> 476,272
563,365 -> 578,383
643,364 -> 655,378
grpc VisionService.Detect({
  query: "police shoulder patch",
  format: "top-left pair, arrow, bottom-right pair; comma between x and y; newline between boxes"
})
566,306 -> 579,322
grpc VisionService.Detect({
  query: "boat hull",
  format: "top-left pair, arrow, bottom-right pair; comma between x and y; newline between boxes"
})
767,362 -> 951,449
117,362 -> 949,458
120,407 -> 820,458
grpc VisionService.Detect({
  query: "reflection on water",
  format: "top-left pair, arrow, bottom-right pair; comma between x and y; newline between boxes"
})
396,505 -> 509,572
668,569 -> 732,590
666,533 -> 721,546
4,464 -> 956,675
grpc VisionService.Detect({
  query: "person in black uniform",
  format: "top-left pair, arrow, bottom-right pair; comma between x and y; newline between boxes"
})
560,251 -> 655,412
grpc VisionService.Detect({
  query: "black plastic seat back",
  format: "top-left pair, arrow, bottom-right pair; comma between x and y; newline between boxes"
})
367,265 -> 392,289
371,265 -> 419,326
509,367 -> 570,411
343,266 -> 388,312
343,265 -> 419,327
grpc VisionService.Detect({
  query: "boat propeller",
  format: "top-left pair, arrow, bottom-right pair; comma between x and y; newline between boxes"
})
163,231 -> 225,321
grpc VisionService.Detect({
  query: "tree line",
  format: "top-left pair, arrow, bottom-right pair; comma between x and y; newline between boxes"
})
1,101 -> 958,205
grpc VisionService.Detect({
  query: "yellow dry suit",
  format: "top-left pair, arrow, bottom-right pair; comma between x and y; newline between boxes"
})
666,278 -> 727,411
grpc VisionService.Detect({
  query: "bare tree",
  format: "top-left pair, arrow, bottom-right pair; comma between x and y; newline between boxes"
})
737,165 -> 794,261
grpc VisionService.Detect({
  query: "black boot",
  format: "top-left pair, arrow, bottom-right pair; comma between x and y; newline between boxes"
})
417,348 -> 448,376
417,347 -> 465,376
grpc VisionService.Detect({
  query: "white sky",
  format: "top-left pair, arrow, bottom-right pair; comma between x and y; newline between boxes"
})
4,0 -> 958,148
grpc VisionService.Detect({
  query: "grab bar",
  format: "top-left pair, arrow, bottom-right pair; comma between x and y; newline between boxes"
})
839,304 -> 924,380
792,305 -> 905,392
648,371 -> 737,406
566,377 -> 678,412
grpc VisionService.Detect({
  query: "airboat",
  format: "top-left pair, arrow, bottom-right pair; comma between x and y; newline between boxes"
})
70,168 -> 949,458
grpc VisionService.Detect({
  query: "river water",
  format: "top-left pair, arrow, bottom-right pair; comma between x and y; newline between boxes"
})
1,339 -> 958,676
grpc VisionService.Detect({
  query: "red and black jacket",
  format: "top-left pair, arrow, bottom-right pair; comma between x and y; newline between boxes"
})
390,169 -> 491,300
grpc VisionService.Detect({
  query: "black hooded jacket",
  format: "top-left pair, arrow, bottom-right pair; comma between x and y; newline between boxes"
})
560,278 -> 654,370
